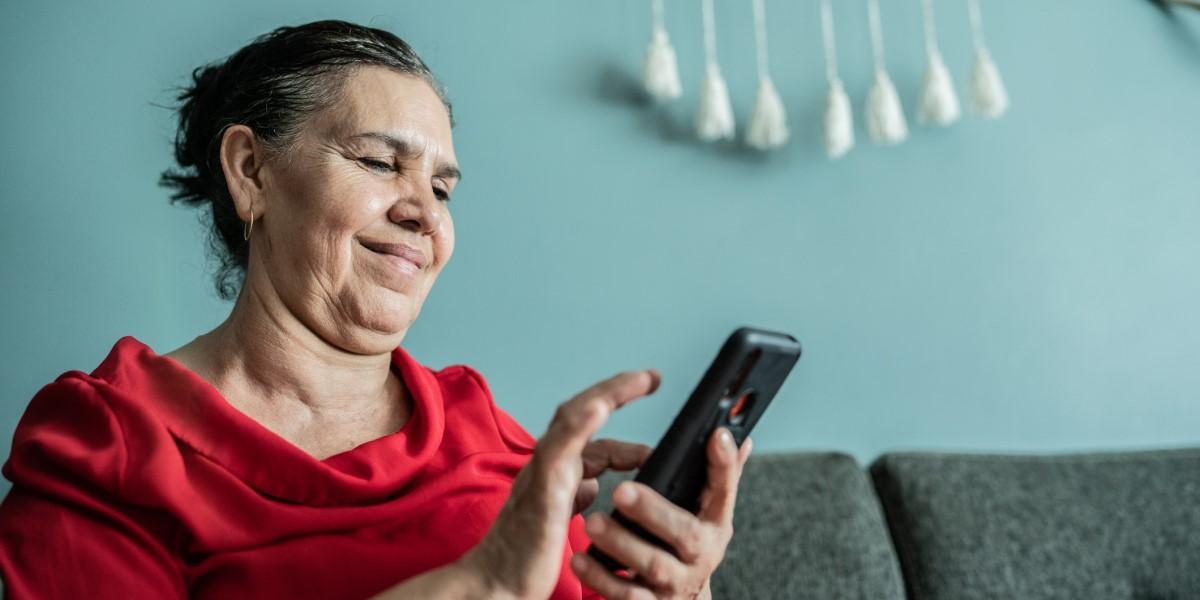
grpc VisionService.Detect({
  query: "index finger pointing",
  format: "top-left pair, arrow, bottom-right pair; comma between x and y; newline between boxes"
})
540,369 -> 661,458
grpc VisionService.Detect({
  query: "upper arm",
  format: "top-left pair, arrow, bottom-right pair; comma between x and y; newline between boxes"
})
0,377 -> 186,599
0,486 -> 186,599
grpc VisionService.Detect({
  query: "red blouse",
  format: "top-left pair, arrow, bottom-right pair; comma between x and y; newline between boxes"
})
0,336 -> 601,599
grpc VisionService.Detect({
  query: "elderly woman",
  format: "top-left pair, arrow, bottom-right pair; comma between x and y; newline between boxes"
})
0,20 -> 750,600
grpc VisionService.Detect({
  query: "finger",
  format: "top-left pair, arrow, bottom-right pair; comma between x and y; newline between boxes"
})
739,436 -> 753,468
570,553 -> 656,600
697,427 -> 742,525
583,512 -> 689,591
581,439 -> 654,479
539,370 -> 661,460
608,481 -> 709,565
573,478 -> 599,515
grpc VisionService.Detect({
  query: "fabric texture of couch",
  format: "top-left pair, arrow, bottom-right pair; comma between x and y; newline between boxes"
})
587,447 -> 1200,599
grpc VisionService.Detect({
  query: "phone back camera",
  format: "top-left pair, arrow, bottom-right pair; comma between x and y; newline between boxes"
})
727,389 -> 756,426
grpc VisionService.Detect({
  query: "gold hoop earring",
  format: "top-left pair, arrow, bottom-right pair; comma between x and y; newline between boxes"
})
243,209 -> 254,241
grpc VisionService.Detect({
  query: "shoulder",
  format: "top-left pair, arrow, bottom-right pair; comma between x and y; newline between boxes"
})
427,363 -> 537,454
4,373 -> 129,495
4,336 -> 178,496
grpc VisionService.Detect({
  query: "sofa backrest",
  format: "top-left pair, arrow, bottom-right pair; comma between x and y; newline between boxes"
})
589,452 -> 906,599
870,448 -> 1200,600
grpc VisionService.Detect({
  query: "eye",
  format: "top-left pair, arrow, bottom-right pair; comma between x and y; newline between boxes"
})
433,179 -> 452,202
357,157 -> 396,173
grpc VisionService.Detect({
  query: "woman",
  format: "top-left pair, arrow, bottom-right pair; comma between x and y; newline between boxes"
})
0,20 -> 750,600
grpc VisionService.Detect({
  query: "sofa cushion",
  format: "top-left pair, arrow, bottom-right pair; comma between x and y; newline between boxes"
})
588,452 -> 906,599
870,449 -> 1200,600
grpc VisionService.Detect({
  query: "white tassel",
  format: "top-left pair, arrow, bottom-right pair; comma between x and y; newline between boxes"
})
747,77 -> 788,149
867,69 -> 908,144
919,51 -> 961,126
917,0 -> 960,126
643,0 -> 681,101
970,48 -> 1009,118
745,0 -> 788,149
866,0 -> 907,144
697,63 -> 735,141
824,78 -> 855,159
967,0 -> 1009,118
820,0 -> 853,159
696,0 -> 735,141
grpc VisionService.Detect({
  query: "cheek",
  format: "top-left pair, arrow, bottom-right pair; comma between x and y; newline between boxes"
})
276,170 -> 368,243
277,204 -> 375,291
305,207 -> 364,267
433,210 -> 456,267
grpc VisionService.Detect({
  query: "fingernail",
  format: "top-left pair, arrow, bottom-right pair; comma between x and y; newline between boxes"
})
615,482 -> 637,505
720,429 -> 734,448
645,369 -> 661,392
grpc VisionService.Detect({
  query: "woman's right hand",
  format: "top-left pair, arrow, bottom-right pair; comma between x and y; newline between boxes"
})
460,369 -> 662,600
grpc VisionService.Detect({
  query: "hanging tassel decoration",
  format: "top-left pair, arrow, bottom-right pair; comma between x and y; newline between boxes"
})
967,0 -> 1009,118
820,0 -> 853,159
917,0 -> 961,126
643,0 -> 682,101
865,0 -> 908,145
696,0 -> 735,141
746,0 -> 788,150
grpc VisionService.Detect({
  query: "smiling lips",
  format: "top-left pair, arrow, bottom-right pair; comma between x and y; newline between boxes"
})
361,240 -> 428,274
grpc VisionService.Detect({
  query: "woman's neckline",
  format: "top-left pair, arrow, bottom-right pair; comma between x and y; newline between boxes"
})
89,335 -> 444,505
155,336 -> 414,463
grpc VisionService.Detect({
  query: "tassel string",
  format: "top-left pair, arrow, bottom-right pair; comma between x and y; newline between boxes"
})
652,0 -> 665,32
702,0 -> 718,66
820,0 -> 840,85
968,0 -> 987,53
921,0 -> 940,58
752,0 -> 770,81
867,0 -> 887,71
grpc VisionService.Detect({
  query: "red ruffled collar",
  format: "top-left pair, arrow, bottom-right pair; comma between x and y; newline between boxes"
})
86,335 -> 446,506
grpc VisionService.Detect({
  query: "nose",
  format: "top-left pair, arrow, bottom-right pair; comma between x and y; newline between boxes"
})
387,180 -> 443,235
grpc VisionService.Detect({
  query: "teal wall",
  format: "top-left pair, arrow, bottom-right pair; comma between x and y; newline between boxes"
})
3,1 -> 1199,494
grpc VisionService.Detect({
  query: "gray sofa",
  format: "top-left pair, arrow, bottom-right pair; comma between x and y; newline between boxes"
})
587,448 -> 1200,599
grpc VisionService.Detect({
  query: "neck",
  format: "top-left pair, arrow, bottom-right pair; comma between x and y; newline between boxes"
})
189,277 -> 404,424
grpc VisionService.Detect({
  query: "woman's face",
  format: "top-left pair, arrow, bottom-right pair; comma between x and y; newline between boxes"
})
251,66 -> 459,354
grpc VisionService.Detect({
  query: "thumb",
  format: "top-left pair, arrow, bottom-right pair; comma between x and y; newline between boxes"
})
697,427 -> 741,524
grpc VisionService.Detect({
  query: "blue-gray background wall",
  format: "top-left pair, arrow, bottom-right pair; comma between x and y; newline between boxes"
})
2,1 -> 1198,494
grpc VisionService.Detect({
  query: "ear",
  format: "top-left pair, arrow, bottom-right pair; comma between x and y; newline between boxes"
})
218,124 -> 267,223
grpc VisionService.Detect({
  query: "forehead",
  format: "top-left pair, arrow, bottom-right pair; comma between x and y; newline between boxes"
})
313,66 -> 455,158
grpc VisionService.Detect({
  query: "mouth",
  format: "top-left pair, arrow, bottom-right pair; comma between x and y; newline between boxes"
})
360,240 -> 428,273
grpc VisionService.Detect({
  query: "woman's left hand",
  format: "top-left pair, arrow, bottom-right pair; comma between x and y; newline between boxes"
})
573,439 -> 654,515
571,428 -> 753,600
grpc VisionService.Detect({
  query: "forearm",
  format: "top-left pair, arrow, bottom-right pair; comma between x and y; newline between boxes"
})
367,562 -> 495,600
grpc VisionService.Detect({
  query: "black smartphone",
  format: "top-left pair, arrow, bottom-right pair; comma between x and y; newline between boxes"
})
587,326 -> 802,571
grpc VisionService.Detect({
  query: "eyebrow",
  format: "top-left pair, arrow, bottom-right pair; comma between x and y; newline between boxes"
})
348,131 -> 463,182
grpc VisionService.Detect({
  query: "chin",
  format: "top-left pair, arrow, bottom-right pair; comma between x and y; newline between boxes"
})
346,281 -> 428,339
364,299 -> 422,335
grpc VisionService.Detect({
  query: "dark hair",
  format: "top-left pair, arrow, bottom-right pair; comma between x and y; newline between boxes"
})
160,20 -> 452,301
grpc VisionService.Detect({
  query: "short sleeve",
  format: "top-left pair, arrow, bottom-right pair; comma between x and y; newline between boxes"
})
0,377 -> 185,599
